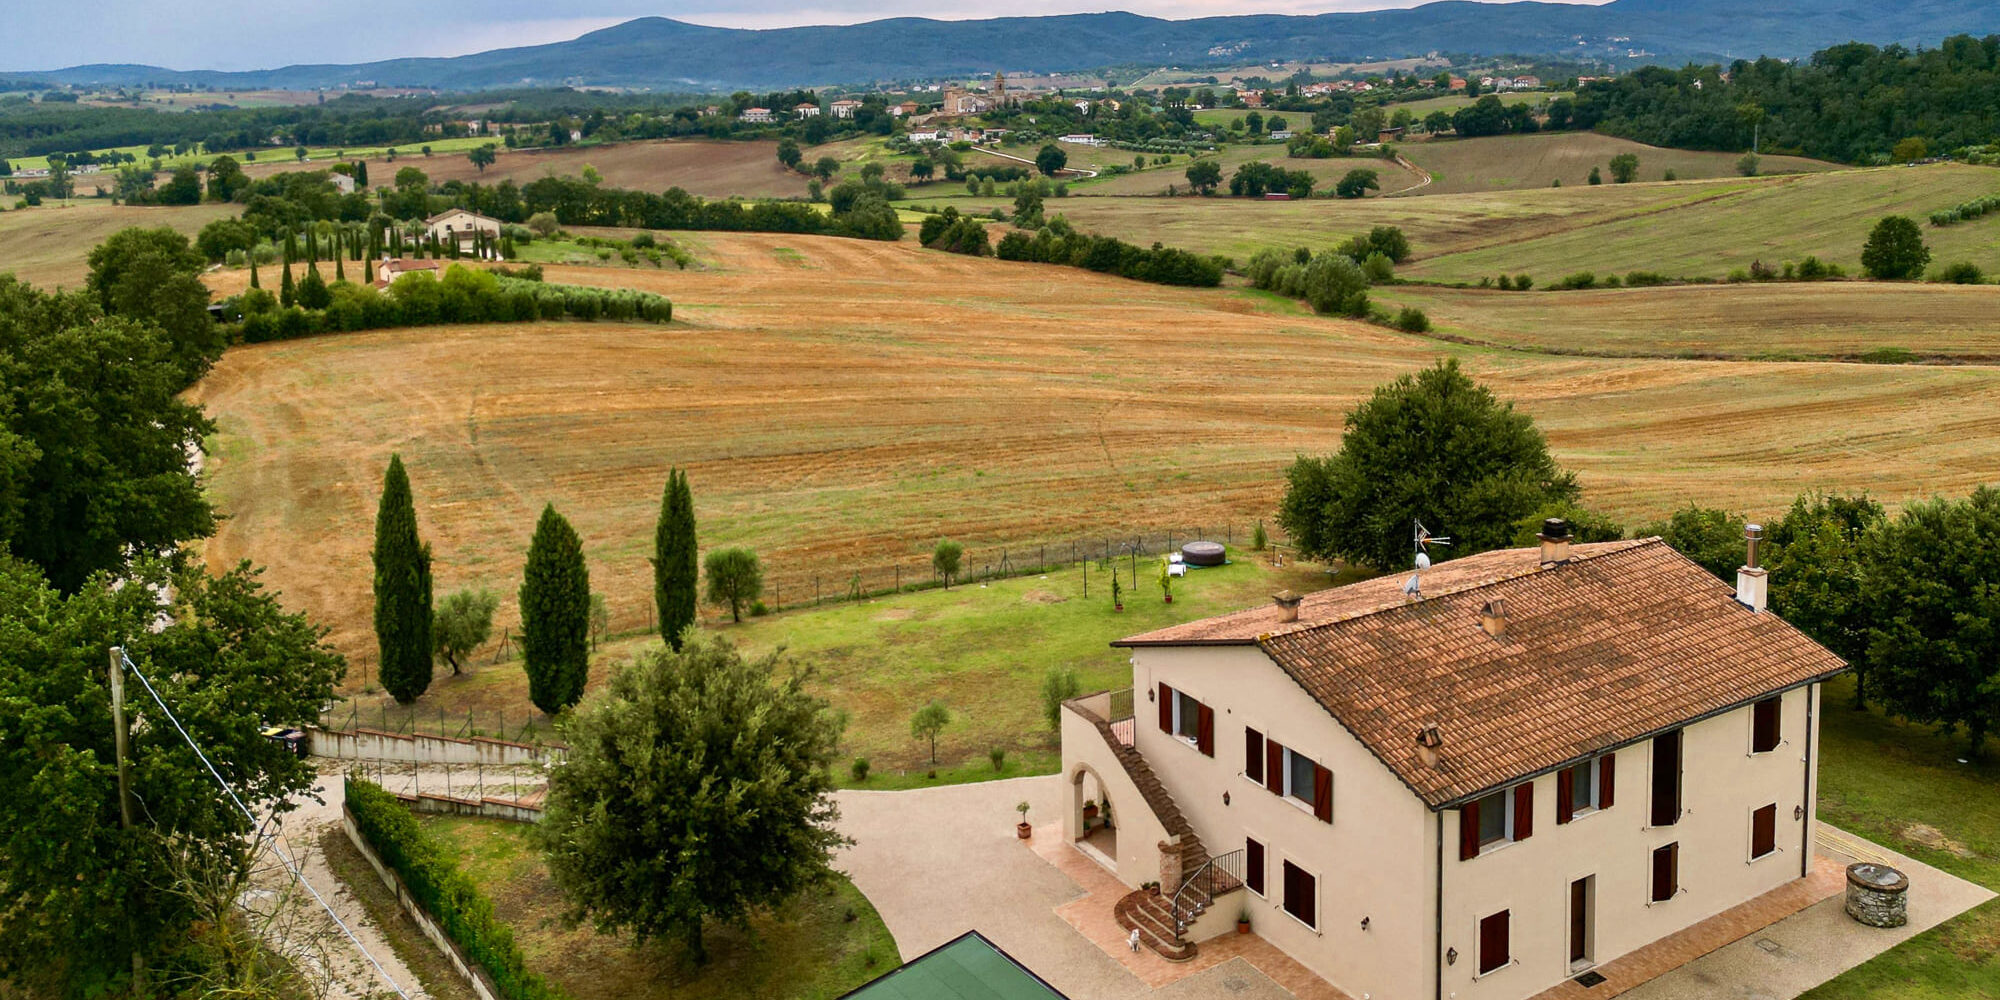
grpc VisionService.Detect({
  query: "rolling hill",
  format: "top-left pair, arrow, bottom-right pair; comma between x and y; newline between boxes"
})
12,0 -> 1999,92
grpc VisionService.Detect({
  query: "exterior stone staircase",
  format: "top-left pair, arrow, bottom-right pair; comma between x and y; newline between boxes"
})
1075,702 -> 1239,961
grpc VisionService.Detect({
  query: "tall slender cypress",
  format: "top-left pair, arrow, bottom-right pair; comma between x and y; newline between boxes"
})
335,231 -> 346,282
373,454 -> 434,703
279,258 -> 295,308
653,468 -> 699,648
249,254 -> 260,289
521,504 -> 591,714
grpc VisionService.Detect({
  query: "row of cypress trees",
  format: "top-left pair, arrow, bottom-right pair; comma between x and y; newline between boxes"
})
371,458 -> 701,714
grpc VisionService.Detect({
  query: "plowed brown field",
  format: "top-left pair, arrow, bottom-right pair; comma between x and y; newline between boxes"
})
191,233 -> 2000,673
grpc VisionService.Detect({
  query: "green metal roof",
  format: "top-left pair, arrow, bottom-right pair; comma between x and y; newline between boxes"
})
838,931 -> 1070,1000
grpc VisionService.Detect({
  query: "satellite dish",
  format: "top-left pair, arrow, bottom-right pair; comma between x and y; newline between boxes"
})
1415,552 -> 1432,570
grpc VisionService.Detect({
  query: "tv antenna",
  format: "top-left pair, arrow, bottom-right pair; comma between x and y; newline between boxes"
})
1402,520 -> 1451,597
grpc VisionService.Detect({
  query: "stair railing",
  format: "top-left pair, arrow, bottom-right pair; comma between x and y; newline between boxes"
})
1169,848 -> 1244,940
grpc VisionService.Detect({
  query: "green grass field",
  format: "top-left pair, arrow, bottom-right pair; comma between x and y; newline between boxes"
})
1388,90 -> 1571,117
0,200 -> 235,288
10,134 -> 498,173
418,815 -> 900,1000
1397,131 -> 1835,196
1802,675 -> 2000,999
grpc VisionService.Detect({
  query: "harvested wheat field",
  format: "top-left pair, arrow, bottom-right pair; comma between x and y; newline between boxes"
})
1396,132 -> 1835,196
191,232 -> 2000,674
0,201 -> 236,288
244,139 -> 812,199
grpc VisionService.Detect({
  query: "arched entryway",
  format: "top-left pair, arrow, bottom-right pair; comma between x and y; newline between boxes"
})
1069,762 -> 1118,871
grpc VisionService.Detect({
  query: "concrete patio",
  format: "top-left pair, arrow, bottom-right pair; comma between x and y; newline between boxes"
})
836,774 -> 1994,1000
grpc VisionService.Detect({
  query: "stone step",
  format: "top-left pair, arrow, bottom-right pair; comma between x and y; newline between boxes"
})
1115,890 -> 1198,962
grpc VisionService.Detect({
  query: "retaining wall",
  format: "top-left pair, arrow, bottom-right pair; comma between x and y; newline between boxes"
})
400,790 -> 545,824
341,804 -> 501,1000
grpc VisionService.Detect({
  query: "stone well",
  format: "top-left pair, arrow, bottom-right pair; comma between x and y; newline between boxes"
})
1844,862 -> 1909,928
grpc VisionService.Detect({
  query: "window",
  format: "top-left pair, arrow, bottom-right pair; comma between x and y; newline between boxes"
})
1650,843 -> 1679,902
1478,910 -> 1511,975
1459,782 -> 1533,858
1751,804 -> 1778,859
1173,690 -> 1202,741
1281,747 -> 1334,823
1650,730 -> 1683,827
1559,753 -> 1615,823
1282,860 -> 1317,929
1752,696 -> 1782,753
1245,727 -> 1265,784
1477,790 -> 1509,845
1155,683 -> 1214,757
1245,837 -> 1266,896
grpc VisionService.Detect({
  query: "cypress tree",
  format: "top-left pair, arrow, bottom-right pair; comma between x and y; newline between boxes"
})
335,231 -> 346,281
521,504 -> 591,714
373,454 -> 434,703
249,254 -> 260,289
279,258 -> 295,308
364,256 -> 375,285
355,159 -> 369,187
653,469 -> 698,648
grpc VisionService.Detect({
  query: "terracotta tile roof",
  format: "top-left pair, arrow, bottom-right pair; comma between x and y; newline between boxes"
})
1120,540 -> 1847,808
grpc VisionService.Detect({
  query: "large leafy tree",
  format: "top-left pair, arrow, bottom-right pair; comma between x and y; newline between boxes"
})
703,547 -> 763,623
651,469 -> 698,649
520,504 -> 591,714
1859,486 -> 2000,757
84,227 -> 222,386
1860,215 -> 1931,280
1768,492 -> 1885,705
0,556 -> 343,996
0,277 -> 215,594
1278,359 -> 1578,570
1644,505 -> 1748,580
533,634 -> 844,964
372,454 -> 433,702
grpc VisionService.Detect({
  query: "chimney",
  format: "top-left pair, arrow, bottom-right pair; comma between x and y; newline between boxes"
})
1480,598 -> 1508,640
1272,590 -> 1303,623
1538,517 -> 1572,565
1736,523 -> 1768,612
1414,726 -> 1444,768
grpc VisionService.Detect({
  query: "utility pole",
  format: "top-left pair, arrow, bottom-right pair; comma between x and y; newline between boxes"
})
109,646 -> 145,996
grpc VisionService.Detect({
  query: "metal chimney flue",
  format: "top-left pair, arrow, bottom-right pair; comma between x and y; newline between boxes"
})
1736,523 -> 1769,612
1538,517 -> 1572,565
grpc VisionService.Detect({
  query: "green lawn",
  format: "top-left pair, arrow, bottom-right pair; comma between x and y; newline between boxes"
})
1803,674 -> 2000,999
418,815 -> 900,1000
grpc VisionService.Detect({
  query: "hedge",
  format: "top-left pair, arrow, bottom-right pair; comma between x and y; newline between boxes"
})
994,226 -> 1222,287
344,778 -> 570,1000
1929,192 -> 2000,227
235,264 -> 671,343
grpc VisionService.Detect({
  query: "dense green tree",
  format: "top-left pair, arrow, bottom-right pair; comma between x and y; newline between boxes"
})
1278,359 -> 1578,570
520,504 -> 591,714
1767,492 -> 1885,705
1511,501 -> 1625,546
1861,215 -> 1930,279
372,455 -> 433,703
704,547 -> 763,623
1608,152 -> 1640,183
1587,166 -> 1603,185
432,587 -> 498,675
1334,168 -> 1380,199
652,468 -> 698,649
1860,487 -> 2000,757
1643,505 -> 1748,580
812,156 -> 840,181
1036,143 -> 1068,177
775,137 -> 802,169
533,634 -> 845,964
85,227 -> 221,385
1183,158 -> 1222,194
156,166 -> 203,205
279,258 -> 295,308
294,265 -> 331,310
205,154 -> 248,202
0,278 -> 215,593
467,143 -> 498,173
194,217 -> 256,263
0,555 -> 343,995
932,539 -> 964,588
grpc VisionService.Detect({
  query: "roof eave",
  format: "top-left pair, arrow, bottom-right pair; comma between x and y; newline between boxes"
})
1109,637 -> 1262,649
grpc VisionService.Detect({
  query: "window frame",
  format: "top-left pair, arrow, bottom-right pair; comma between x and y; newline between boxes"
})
1649,842 -> 1680,904
1751,696 -> 1782,754
1561,760 -> 1601,820
1282,747 -> 1317,811
1280,858 -> 1319,932
1749,803 -> 1779,861
1474,788 -> 1514,851
1171,689 -> 1202,744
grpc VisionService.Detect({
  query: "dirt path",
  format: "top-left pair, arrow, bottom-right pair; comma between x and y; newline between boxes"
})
976,145 -> 1099,178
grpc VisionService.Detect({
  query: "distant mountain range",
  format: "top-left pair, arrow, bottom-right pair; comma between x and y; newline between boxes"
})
11,0 -> 1999,92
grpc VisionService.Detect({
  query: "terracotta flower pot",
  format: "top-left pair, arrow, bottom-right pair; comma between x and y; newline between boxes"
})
1016,822 -> 1033,840
1164,594 -> 1173,603
1236,919 -> 1251,935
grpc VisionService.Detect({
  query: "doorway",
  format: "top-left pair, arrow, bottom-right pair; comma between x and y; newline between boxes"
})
1569,875 -> 1596,972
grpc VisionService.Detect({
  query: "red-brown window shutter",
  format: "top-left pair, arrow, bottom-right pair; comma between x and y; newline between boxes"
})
1265,740 -> 1284,795
1158,683 -> 1173,733
1651,842 -> 1678,902
1313,764 -> 1333,823
1556,767 -> 1576,825
1753,696 -> 1781,753
1459,801 -> 1481,861
1751,804 -> 1777,858
1197,703 -> 1215,757
1513,782 -> 1534,841
1598,753 -> 1616,809
1245,727 -> 1265,783
1478,910 -> 1511,974
1245,838 -> 1266,895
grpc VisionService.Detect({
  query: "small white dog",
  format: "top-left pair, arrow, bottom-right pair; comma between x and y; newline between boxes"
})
1128,928 -> 1141,952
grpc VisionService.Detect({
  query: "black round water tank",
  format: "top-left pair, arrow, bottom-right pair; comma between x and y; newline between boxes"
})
1181,541 -> 1226,567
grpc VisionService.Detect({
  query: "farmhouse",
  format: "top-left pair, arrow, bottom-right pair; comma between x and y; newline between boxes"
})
739,107 -> 776,123
329,172 -> 356,195
373,257 -> 440,288
890,101 -> 920,117
423,208 -> 502,250
1059,522 -> 1842,1000
795,102 -> 821,118
830,99 -> 864,118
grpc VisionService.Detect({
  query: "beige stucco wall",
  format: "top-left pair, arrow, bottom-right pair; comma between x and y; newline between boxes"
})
1443,683 -> 1822,1000
1130,645 -> 1438,1000
1060,697 -> 1172,889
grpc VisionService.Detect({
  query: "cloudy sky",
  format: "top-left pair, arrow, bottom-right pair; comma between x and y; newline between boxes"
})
1,0 -> 1598,73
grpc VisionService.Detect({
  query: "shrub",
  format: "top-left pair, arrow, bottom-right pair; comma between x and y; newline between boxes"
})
850,757 -> 871,781
1936,261 -> 1985,284
345,778 -> 570,1000
1041,666 -> 1081,730
1737,153 -> 1761,177
989,747 -> 1007,771
1624,271 -> 1671,287
1512,274 -> 1533,291
1554,272 -> 1597,290
1361,252 -> 1395,282
1393,306 -> 1431,332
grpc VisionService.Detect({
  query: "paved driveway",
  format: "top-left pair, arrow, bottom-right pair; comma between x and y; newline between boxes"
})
835,774 -> 1299,1000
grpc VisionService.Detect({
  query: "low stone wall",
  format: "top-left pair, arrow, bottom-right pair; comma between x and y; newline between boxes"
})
400,790 -> 545,824
309,725 -> 562,767
341,805 -> 502,1000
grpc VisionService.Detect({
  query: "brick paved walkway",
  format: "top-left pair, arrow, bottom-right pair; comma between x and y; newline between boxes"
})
1530,856 -> 1847,1000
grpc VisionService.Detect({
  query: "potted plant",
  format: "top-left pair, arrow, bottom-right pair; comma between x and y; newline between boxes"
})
1142,880 -> 1161,896
1158,556 -> 1174,604
1237,908 -> 1251,934
1111,574 -> 1123,612
1082,799 -> 1100,824
1016,801 -> 1033,839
